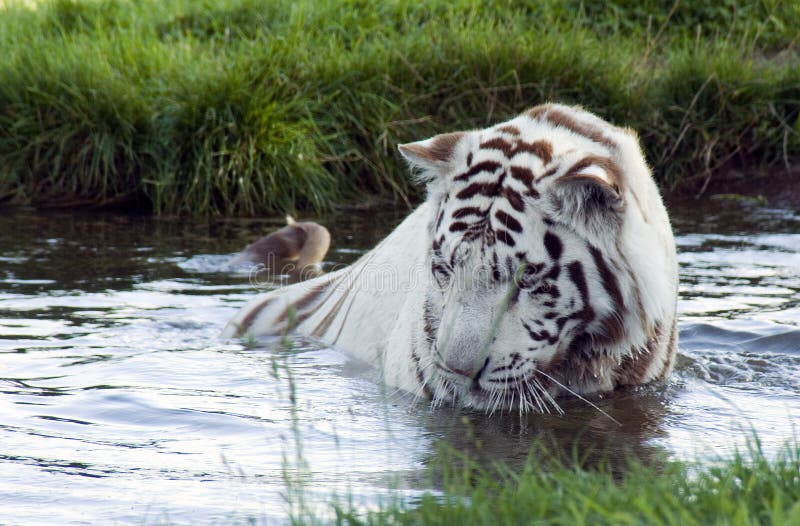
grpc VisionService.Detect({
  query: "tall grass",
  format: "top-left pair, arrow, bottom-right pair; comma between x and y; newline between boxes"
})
0,0 -> 798,214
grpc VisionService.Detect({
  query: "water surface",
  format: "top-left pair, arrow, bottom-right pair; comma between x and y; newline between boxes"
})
1,200 -> 798,524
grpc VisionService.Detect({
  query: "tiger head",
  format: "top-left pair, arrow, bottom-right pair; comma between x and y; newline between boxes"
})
398,103 -> 678,412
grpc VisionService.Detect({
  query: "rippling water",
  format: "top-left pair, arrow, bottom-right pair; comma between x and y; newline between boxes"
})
1,200 -> 799,524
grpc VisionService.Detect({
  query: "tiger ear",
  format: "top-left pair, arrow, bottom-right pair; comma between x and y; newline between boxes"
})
398,132 -> 464,175
549,165 -> 624,231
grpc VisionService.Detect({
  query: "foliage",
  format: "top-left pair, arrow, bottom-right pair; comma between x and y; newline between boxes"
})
0,0 -> 798,214
329,439 -> 800,525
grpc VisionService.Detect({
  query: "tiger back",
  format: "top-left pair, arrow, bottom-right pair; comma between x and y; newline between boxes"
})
222,103 -> 678,413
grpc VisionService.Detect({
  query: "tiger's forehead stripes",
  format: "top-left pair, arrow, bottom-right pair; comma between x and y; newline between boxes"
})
443,110 -> 627,240
444,144 -> 543,243
435,105 -> 632,295
477,136 -> 554,165
494,209 -> 522,233
453,160 -> 503,182
496,124 -> 521,136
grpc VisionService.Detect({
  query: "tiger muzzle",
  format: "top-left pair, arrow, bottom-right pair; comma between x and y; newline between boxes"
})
436,292 -> 498,381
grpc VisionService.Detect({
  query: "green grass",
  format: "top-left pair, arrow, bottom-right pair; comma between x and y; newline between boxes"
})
0,0 -> 798,215
324,439 -> 800,525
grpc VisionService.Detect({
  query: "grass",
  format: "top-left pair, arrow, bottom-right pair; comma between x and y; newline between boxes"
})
0,0 -> 798,215
323,439 -> 800,525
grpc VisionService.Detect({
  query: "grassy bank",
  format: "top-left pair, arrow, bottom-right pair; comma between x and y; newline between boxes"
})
325,441 -> 800,525
0,0 -> 798,215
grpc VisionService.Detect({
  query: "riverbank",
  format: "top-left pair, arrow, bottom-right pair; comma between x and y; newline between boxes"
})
0,0 -> 798,215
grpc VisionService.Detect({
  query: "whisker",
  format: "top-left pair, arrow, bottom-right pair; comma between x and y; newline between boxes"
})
429,377 -> 439,408
495,387 -> 505,415
535,370 -> 619,425
535,380 -> 551,414
533,377 -> 561,414
488,387 -> 501,417
525,379 -> 546,413
387,385 -> 408,402
434,377 -> 446,409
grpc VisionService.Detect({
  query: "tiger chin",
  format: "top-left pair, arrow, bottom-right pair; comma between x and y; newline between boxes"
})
223,103 -> 678,414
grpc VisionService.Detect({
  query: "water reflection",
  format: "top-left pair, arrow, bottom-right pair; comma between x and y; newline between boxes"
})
0,200 -> 799,523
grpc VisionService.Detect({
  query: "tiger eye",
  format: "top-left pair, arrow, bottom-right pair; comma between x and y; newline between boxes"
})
514,264 -> 540,289
492,267 -> 502,283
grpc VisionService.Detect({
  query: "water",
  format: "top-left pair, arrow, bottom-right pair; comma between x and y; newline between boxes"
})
1,200 -> 799,524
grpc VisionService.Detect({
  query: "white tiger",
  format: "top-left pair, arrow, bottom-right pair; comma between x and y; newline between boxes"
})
222,103 -> 678,413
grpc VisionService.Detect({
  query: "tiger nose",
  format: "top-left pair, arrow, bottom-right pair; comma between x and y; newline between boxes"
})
444,354 -> 489,380
447,364 -> 477,379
